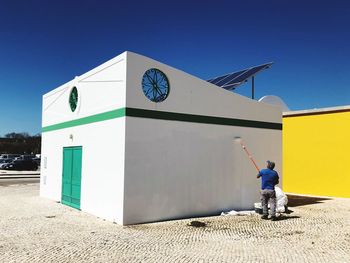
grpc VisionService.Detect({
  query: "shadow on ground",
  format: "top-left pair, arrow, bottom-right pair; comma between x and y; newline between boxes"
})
287,194 -> 331,207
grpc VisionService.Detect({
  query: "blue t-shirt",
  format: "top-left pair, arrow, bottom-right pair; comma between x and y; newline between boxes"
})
258,168 -> 279,190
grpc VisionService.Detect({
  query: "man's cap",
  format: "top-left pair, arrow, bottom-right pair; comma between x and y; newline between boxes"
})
267,160 -> 275,169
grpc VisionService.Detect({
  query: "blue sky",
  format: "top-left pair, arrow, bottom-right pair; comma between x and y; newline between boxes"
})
1,0 -> 350,136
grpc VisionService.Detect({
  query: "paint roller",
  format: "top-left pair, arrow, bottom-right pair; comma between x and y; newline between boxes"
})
233,136 -> 260,172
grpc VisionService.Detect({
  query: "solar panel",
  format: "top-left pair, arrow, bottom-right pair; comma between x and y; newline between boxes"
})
207,74 -> 232,85
216,81 -> 242,90
232,65 -> 269,83
214,70 -> 247,87
220,82 -> 241,90
207,62 -> 273,91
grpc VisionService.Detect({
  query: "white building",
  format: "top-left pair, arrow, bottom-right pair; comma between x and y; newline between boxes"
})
40,51 -> 282,225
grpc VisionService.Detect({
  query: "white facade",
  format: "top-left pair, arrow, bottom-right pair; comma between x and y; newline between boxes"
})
41,51 -> 282,225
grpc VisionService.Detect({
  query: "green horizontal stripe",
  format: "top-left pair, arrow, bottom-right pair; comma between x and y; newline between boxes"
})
126,108 -> 282,130
42,107 -> 282,132
42,108 -> 126,132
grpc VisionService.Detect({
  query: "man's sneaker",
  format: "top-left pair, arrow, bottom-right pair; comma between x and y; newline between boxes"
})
261,215 -> 269,220
271,216 -> 278,221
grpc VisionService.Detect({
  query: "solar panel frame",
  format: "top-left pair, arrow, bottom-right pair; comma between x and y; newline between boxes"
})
207,62 -> 273,90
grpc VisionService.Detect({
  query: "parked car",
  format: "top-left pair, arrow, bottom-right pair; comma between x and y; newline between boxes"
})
0,154 -> 20,159
0,158 -> 13,169
32,157 -> 41,166
19,154 -> 36,160
2,159 -> 38,171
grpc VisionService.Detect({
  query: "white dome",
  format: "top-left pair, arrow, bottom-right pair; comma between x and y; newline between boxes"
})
258,95 -> 290,112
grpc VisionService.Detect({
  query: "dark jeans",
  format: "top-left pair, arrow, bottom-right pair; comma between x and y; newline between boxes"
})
261,189 -> 276,217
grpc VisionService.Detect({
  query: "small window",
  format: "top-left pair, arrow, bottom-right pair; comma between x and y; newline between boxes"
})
141,68 -> 170,103
69,87 -> 78,112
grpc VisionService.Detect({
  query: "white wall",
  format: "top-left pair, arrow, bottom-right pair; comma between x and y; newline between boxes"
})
125,52 -> 280,123
41,52 -> 127,224
123,52 -> 282,224
42,52 -> 127,127
124,118 -> 281,224
40,119 -> 125,223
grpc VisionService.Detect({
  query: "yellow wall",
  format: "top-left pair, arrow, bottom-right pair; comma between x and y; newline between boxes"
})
283,111 -> 350,198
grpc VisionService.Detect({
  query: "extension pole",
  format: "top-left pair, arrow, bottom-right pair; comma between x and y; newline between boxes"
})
234,137 -> 260,172
252,76 -> 255,100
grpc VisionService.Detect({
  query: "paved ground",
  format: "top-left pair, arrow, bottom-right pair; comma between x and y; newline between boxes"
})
1,183 -> 349,263
0,170 -> 40,176
0,177 -> 39,186
0,170 -> 40,182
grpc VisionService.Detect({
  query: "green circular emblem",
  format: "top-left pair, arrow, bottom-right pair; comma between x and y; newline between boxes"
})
142,68 -> 170,102
69,87 -> 78,112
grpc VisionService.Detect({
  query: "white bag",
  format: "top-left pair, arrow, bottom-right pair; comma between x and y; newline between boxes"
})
275,186 -> 288,212
254,186 -> 288,213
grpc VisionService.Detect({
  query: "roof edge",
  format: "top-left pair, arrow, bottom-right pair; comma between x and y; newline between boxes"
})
283,105 -> 350,117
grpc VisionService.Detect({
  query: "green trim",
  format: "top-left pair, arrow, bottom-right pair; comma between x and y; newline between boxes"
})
42,108 -> 125,132
42,107 -> 282,132
126,108 -> 282,130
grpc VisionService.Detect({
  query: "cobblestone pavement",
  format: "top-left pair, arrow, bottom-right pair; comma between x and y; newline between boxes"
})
1,183 -> 350,263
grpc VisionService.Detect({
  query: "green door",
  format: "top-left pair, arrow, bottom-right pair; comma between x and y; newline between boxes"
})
62,146 -> 82,209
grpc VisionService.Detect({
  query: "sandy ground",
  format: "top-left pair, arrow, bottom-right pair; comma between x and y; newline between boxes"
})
0,182 -> 349,263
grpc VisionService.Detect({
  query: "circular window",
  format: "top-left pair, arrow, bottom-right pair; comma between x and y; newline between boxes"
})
69,87 -> 78,112
142,68 -> 170,102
